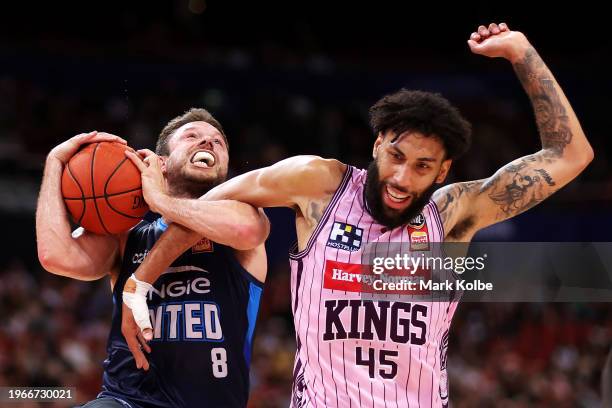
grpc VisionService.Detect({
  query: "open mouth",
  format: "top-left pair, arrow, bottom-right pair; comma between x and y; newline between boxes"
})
385,185 -> 410,203
190,150 -> 216,168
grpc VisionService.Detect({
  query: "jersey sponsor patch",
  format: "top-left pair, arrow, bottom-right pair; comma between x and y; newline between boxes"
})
192,237 -> 214,253
410,230 -> 429,251
323,260 -> 430,294
326,222 -> 363,252
408,215 -> 429,251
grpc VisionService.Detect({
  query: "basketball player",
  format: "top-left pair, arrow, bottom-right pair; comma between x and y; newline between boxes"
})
124,23 -> 594,406
36,109 -> 270,407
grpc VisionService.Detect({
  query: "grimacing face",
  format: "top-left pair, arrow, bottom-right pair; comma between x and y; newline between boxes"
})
162,121 -> 229,198
365,130 -> 452,228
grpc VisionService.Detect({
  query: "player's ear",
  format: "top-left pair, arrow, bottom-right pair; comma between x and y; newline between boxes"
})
372,132 -> 384,159
160,156 -> 168,175
436,159 -> 452,183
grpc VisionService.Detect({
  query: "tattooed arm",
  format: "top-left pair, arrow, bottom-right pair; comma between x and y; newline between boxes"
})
434,23 -> 593,241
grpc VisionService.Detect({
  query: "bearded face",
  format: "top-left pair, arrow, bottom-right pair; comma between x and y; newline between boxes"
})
364,159 -> 438,229
365,131 -> 451,228
163,121 -> 229,198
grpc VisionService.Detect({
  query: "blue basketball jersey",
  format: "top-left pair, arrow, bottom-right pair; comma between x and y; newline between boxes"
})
98,213 -> 263,407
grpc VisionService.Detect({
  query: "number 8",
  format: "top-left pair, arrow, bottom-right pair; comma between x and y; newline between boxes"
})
211,347 -> 228,378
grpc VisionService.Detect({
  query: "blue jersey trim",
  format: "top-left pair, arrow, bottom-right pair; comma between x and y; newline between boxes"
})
243,282 -> 262,367
157,217 -> 168,232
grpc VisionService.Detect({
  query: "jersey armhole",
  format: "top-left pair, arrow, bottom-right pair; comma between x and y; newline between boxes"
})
289,165 -> 353,261
223,246 -> 265,288
113,221 -> 148,296
430,199 -> 446,240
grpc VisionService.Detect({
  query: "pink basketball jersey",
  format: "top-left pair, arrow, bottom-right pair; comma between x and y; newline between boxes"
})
289,166 -> 458,408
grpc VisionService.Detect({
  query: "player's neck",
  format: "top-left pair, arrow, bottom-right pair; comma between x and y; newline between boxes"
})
168,186 -> 202,199
167,182 -> 215,200
165,172 -> 224,199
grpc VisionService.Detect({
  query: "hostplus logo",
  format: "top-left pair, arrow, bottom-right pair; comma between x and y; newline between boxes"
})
326,222 -> 363,252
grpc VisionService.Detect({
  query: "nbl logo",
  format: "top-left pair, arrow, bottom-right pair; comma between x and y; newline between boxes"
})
326,222 -> 363,252
408,213 -> 425,229
408,213 -> 429,251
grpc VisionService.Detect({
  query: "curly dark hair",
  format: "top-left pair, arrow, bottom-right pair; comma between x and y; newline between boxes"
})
156,108 -> 227,156
369,89 -> 472,159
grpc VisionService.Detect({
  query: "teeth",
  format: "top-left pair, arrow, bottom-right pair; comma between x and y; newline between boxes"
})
386,186 -> 409,201
191,151 -> 215,167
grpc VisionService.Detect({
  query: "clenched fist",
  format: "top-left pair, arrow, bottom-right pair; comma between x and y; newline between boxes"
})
467,23 -> 531,63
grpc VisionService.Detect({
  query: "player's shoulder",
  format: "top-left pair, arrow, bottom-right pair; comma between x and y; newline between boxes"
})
285,155 -> 347,185
432,179 -> 487,239
283,155 -> 345,173
268,155 -> 348,212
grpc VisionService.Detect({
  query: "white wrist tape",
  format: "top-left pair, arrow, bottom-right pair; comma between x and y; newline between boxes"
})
122,274 -> 154,333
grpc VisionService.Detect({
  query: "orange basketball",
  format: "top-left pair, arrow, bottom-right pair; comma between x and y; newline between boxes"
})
61,142 -> 149,234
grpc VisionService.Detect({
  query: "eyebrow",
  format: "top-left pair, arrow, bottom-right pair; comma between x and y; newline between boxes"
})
181,127 -> 198,134
391,145 -> 406,157
391,146 -> 436,162
182,127 -> 224,140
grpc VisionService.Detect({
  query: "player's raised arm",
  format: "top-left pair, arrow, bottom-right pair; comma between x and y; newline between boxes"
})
433,23 -> 593,240
36,131 -> 129,280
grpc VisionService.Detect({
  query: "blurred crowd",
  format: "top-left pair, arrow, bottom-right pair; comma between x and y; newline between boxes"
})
2,2 -> 612,407
2,256 -> 611,407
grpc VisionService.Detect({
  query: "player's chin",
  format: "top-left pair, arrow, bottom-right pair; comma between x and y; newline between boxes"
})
186,169 -> 223,184
185,164 -> 215,176
381,206 -> 403,221
190,173 -> 218,185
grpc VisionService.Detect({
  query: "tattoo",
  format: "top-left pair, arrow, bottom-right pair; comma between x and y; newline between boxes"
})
435,181 -> 482,232
488,173 -> 539,214
484,154 -> 558,217
435,45 -> 581,234
513,47 -> 573,156
535,168 -> 556,186
435,153 -> 560,237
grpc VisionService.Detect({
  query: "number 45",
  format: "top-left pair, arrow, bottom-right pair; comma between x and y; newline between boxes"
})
356,347 -> 398,379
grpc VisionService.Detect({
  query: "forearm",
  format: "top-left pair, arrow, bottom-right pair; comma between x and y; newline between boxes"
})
512,45 -> 593,163
453,24 -> 596,232
36,156 -> 120,279
36,157 -> 79,273
470,49 -> 595,228
134,223 -> 201,283
155,195 -> 268,250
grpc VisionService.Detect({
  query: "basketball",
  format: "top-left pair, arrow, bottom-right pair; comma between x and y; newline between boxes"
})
61,141 -> 149,234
